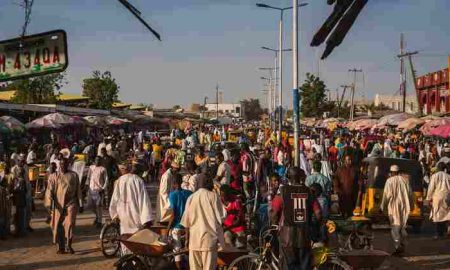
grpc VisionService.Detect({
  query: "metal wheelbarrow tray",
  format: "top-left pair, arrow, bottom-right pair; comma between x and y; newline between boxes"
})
340,249 -> 389,269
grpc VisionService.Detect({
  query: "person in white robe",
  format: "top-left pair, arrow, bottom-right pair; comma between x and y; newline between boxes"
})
426,162 -> 450,239
156,161 -> 180,223
180,175 -> 226,270
380,165 -> 413,255
109,164 -> 152,235
299,151 -> 311,176
71,158 -> 86,186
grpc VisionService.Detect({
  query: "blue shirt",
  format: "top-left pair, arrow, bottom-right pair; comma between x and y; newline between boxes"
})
169,189 -> 193,229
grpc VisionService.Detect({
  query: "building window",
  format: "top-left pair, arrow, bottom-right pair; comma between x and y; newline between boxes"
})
236,107 -> 240,114
410,103 -> 413,112
392,102 -> 395,109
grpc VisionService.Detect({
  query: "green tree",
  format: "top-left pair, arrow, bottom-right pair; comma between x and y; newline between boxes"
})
10,73 -> 65,104
240,98 -> 264,121
299,73 -> 329,118
82,71 -> 119,110
172,105 -> 182,111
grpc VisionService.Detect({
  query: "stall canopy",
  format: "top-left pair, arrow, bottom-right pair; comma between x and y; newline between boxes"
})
397,117 -> 425,131
420,118 -> 450,136
0,116 -> 25,132
25,113 -> 84,129
374,113 -> 411,129
429,124 -> 450,139
104,116 -> 131,126
347,118 -> 378,131
84,115 -> 107,126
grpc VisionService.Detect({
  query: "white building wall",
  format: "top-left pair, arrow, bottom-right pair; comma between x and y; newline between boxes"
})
374,94 -> 419,114
205,103 -> 241,117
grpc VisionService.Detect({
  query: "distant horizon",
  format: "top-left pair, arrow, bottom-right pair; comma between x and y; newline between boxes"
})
0,1 -> 449,108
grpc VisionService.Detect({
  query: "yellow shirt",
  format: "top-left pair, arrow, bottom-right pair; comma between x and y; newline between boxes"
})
152,144 -> 163,162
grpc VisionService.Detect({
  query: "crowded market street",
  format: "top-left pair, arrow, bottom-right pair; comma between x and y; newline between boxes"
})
1,1 -> 450,270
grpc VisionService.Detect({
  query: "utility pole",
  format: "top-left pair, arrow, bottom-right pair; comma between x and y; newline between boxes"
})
348,69 -> 362,121
398,51 -> 420,116
400,33 -> 406,112
338,85 -> 351,118
216,83 -> 219,120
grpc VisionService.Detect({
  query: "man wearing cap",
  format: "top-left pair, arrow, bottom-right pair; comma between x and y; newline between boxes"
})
156,161 -> 180,223
180,174 -> 225,270
380,165 -> 413,255
109,162 -> 152,235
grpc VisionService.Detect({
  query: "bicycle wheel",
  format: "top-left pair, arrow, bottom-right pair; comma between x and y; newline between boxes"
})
100,222 -> 121,257
317,257 -> 352,270
228,254 -> 274,270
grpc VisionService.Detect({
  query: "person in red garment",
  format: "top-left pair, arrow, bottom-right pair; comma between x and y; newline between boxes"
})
221,185 -> 246,249
334,155 -> 360,218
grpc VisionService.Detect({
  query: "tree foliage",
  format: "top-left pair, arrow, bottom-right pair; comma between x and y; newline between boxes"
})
82,71 -> 119,110
8,73 -> 66,104
240,98 -> 264,121
299,73 -> 329,118
172,105 -> 182,111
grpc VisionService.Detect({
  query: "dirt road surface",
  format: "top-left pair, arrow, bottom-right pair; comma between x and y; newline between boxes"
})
1,192 -> 450,269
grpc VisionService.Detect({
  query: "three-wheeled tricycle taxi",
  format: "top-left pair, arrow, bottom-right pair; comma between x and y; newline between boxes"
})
352,157 -> 424,232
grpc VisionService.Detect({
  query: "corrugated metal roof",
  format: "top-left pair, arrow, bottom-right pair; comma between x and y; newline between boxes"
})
112,102 -> 131,108
0,90 -> 89,102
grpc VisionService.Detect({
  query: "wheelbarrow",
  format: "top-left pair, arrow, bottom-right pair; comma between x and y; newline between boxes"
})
340,249 -> 390,269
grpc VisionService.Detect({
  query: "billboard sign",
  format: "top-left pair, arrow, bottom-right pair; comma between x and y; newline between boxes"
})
0,30 -> 68,82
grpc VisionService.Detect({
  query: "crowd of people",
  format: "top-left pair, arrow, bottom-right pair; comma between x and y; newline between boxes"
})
0,124 -> 449,270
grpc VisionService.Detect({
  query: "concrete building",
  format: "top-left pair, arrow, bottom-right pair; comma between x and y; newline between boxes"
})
204,103 -> 241,118
415,63 -> 450,114
374,94 -> 419,114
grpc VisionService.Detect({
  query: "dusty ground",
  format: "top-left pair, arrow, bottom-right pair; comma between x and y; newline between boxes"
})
1,194 -> 450,269
0,201 -> 115,270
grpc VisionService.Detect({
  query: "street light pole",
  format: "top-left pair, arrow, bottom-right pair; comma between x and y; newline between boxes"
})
278,10 -> 283,142
293,0 -> 300,167
257,2 -> 307,144
259,67 -> 276,127
216,83 -> 219,120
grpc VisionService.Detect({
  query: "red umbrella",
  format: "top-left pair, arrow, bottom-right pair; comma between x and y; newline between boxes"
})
429,124 -> 450,139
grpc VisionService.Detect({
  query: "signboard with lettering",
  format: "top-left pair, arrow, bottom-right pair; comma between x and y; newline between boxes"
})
0,30 -> 68,82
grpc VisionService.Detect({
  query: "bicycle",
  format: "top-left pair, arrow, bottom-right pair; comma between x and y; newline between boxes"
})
228,226 -> 351,270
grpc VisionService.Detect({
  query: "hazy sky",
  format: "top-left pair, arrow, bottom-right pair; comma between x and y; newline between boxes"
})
0,0 -> 449,108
